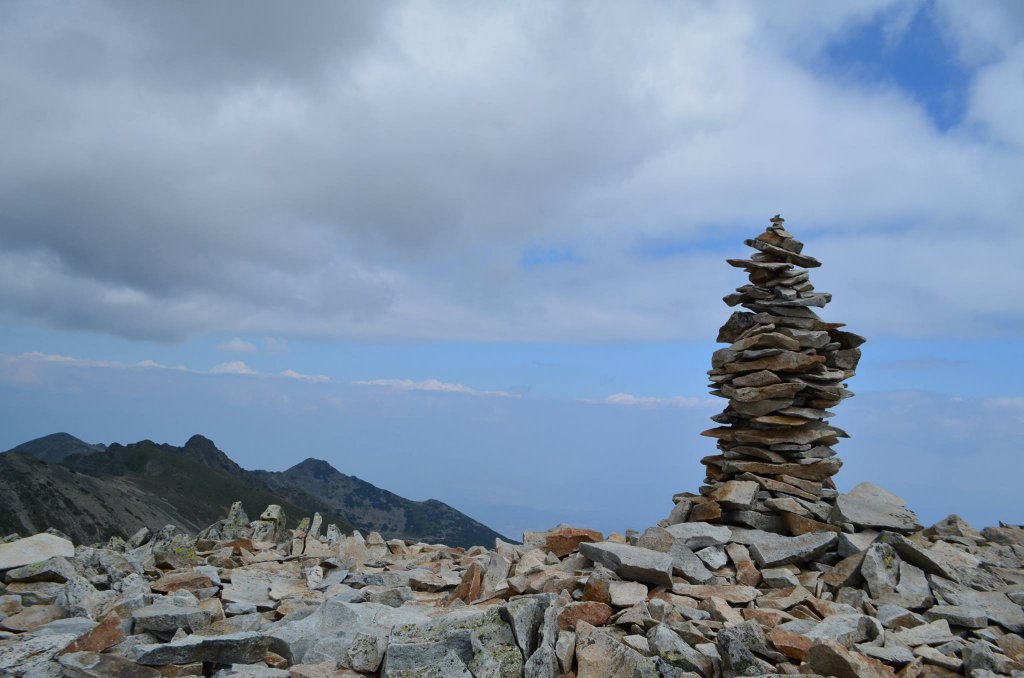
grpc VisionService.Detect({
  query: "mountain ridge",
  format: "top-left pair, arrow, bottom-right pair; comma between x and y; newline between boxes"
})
1,433 -> 506,548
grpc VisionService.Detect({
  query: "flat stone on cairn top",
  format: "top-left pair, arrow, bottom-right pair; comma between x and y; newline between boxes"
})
689,215 -> 867,535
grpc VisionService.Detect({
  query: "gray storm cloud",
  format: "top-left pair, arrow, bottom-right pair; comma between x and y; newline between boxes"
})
1,0 -> 1022,341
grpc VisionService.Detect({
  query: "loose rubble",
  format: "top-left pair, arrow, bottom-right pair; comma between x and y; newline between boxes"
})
1,217 -> 1022,677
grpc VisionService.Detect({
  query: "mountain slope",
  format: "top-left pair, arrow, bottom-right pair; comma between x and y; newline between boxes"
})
256,458 -> 506,548
7,432 -> 105,463
60,436 -> 357,537
0,452 -> 194,543
1,434 -> 505,548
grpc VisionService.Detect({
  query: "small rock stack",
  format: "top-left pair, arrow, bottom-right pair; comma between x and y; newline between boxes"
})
685,216 -> 867,535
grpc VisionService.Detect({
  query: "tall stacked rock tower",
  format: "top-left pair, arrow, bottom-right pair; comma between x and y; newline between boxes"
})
689,216 -> 865,535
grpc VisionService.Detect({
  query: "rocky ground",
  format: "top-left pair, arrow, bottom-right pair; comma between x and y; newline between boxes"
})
0,489 -> 1022,677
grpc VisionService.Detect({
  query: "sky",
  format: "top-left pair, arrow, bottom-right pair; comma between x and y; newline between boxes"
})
1,0 -> 1022,540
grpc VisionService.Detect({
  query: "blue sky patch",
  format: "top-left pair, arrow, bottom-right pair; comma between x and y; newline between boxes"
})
823,2 -> 970,131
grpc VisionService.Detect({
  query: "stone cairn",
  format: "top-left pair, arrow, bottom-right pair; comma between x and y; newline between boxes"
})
684,215 -> 866,535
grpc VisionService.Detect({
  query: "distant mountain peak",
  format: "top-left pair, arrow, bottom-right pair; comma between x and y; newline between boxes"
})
5,432 -> 104,463
184,434 -> 218,452
287,458 -> 340,479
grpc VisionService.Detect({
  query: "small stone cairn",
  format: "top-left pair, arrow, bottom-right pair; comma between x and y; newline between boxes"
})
677,215 -> 872,536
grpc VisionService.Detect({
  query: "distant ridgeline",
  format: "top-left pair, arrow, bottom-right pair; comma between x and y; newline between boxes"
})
0,432 -> 504,549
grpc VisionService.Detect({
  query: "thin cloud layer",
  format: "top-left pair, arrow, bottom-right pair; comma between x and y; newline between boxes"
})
0,2 -> 1021,342
354,378 -> 514,398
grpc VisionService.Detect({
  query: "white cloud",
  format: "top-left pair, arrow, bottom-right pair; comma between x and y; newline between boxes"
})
0,2 -> 1021,342
590,393 -> 710,408
209,361 -> 256,375
354,378 -> 514,398
217,338 -> 257,353
280,369 -> 330,383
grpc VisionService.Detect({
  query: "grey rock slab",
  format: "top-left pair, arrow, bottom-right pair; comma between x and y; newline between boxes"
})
133,631 -> 270,665
668,542 -> 716,584
500,593 -> 555,659
58,651 -> 161,677
747,531 -> 838,567
523,595 -> 558,678
854,642 -> 915,665
579,542 -> 673,587
874,604 -> 925,629
647,624 -> 713,677
0,632 -> 77,677
4,556 -> 77,584
761,567 -> 800,588
663,523 -> 732,550
382,606 -> 523,678
892,619 -> 956,646
555,630 -> 575,674
861,543 -> 899,598
928,576 -> 1024,633
925,605 -> 988,628
348,631 -> 387,673
608,581 -> 648,608
695,546 -> 728,570
716,621 -> 776,677
0,534 -> 75,571
269,599 -> 429,666
132,604 -> 212,634
801,614 -> 880,647
831,484 -> 922,532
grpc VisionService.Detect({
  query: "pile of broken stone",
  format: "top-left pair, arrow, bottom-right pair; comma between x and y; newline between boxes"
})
1,499 -> 1023,677
2,218 -> 1023,678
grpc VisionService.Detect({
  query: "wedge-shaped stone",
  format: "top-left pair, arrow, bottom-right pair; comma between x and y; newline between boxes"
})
748,531 -> 838,567
663,522 -> 731,550
579,542 -> 673,587
721,459 -> 842,481
0,533 -> 75,570
831,483 -> 922,533
133,631 -> 270,665
725,382 -> 805,402
59,651 -> 161,678
575,621 -> 657,678
709,480 -> 758,510
722,351 -> 825,374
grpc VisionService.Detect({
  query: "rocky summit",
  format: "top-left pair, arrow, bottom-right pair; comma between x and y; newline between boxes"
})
2,217 -> 1023,678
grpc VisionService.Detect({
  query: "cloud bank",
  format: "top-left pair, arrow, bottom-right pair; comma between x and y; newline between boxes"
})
0,1 -> 1021,342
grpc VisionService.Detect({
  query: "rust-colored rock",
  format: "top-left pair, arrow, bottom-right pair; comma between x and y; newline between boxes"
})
152,571 -> 215,594
556,601 -> 613,631
447,560 -> 483,605
781,512 -> 840,536
768,627 -> 813,661
60,613 -> 125,654
689,501 -> 722,522
545,527 -> 603,558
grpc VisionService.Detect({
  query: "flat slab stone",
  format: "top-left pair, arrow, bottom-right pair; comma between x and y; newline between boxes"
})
579,542 -> 673,587
133,631 -> 270,665
830,483 -> 922,533
0,533 -> 75,570
748,532 -> 838,567
663,522 -> 731,550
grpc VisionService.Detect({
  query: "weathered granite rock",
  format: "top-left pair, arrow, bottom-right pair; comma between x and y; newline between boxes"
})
831,484 -> 922,533
579,542 -> 673,587
0,534 -> 75,571
133,631 -> 270,665
575,621 -> 656,678
747,531 -> 838,567
58,651 -> 161,677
